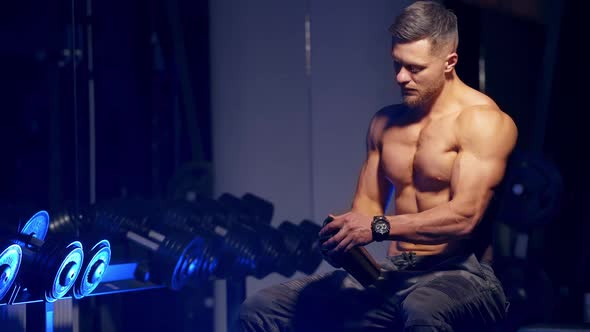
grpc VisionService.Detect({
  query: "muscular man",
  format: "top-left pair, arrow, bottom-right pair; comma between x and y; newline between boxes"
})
240,2 -> 517,331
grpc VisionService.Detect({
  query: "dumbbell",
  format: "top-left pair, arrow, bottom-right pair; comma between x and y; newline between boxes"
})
18,236 -> 84,302
69,239 -> 111,299
0,209 -> 51,302
129,229 -> 210,290
93,209 -> 212,290
278,220 -> 323,275
16,210 -> 85,302
207,198 -> 301,278
289,219 -> 324,275
160,199 -> 274,279
48,210 -> 112,299
206,195 -> 323,278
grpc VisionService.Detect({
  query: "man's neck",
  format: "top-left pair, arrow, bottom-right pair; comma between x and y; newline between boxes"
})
416,74 -> 463,118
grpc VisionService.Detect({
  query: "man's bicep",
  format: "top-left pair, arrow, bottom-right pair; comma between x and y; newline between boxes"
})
351,151 -> 393,215
450,142 -> 515,223
352,109 -> 395,215
451,108 -> 517,217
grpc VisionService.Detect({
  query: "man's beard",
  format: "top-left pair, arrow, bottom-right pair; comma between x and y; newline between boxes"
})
402,81 -> 443,109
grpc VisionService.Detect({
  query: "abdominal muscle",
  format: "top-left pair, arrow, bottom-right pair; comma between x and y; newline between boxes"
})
388,241 -> 455,257
386,187 -> 462,257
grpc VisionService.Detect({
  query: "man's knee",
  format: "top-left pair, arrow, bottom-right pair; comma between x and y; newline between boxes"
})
401,288 -> 453,331
401,282 -> 504,331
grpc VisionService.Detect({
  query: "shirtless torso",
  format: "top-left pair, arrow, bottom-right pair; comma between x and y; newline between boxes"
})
374,84 -> 513,256
320,37 -> 517,261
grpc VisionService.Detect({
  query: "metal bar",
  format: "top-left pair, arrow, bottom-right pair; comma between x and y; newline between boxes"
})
164,0 -> 204,161
87,0 -> 96,205
531,0 -> 564,151
226,278 -> 246,332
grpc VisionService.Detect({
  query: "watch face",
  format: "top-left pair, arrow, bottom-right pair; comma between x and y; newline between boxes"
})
375,222 -> 389,235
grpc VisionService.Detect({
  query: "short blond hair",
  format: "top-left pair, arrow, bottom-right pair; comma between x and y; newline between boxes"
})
389,1 -> 459,55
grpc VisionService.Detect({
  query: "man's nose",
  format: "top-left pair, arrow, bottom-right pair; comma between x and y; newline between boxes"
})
396,67 -> 411,85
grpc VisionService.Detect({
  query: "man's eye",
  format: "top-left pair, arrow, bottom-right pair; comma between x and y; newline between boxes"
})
408,66 -> 422,74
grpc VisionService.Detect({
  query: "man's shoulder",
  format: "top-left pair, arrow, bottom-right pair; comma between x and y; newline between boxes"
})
456,103 -> 514,129
366,104 -> 408,148
454,88 -> 508,121
455,103 -> 518,151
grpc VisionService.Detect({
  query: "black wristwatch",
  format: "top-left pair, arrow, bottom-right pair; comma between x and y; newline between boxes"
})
371,215 -> 390,242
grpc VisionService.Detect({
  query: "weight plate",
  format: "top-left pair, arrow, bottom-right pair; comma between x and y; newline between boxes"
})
73,240 -> 111,299
46,241 -> 84,302
0,243 -> 22,301
20,210 -> 50,241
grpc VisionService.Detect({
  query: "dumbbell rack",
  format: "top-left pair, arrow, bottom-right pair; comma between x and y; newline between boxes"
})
1,195 -> 318,332
0,261 -> 165,332
1,260 -> 245,332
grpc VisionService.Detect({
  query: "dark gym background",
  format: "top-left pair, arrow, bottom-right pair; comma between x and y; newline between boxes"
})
0,0 -> 588,331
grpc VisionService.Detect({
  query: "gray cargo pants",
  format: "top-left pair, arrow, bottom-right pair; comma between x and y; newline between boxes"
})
239,252 -> 508,331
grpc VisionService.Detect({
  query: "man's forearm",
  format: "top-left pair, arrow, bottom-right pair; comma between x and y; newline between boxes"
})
386,202 -> 478,244
351,195 -> 385,216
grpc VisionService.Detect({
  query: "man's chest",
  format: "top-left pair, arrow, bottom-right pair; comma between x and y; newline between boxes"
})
380,118 -> 459,191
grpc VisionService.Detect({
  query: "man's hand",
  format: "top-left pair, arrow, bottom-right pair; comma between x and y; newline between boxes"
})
318,212 -> 374,256
318,216 -> 342,268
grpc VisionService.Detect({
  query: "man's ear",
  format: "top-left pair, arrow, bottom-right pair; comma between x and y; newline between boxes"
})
444,52 -> 458,73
